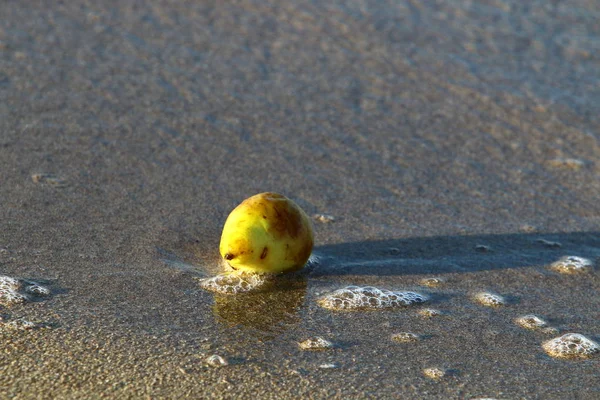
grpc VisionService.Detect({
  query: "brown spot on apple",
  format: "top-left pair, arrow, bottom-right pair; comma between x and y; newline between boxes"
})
260,246 -> 268,259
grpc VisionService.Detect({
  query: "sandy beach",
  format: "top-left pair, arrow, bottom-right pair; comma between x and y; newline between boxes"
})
1,1 -> 599,398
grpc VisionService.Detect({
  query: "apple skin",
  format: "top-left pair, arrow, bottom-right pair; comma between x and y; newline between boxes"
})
219,192 -> 314,274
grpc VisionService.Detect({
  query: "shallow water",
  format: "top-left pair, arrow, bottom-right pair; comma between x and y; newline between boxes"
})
1,0 -> 599,398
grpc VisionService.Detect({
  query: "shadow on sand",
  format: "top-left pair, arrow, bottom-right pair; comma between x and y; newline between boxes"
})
310,231 -> 600,276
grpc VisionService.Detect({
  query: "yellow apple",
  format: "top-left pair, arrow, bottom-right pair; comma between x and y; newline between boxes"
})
219,192 -> 314,273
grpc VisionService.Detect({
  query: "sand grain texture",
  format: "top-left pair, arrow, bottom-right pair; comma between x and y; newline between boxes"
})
1,1 -> 599,398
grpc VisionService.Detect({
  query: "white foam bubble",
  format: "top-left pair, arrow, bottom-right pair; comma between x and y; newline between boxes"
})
542,333 -> 599,359
205,354 -> 229,367
1,319 -> 39,331
423,367 -> 446,379
520,224 -> 538,233
318,363 -> 338,369
473,292 -> 505,307
198,271 -> 273,294
0,276 -> 50,305
541,327 -> 560,335
515,315 -> 547,330
305,253 -> 321,269
391,332 -> 420,343
475,244 -> 492,252
317,286 -> 427,311
535,239 -> 562,248
298,337 -> 334,351
25,283 -> 51,296
550,256 -> 594,274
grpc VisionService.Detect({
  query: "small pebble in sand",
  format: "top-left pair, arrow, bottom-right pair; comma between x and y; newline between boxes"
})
31,173 -> 67,187
547,158 -> 585,170
318,363 -> 338,369
205,354 -> 229,367
391,332 -> 420,343
317,286 -> 427,311
423,367 -> 446,380
474,245 -> 492,252
298,337 -> 334,351
519,224 -> 538,233
387,247 -> 401,255
473,292 -> 506,307
420,277 -> 445,287
542,333 -> 599,359
549,256 -> 594,274
313,214 -> 335,223
418,308 -> 443,318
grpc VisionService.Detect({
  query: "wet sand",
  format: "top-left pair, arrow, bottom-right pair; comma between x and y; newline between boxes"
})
1,1 -> 599,398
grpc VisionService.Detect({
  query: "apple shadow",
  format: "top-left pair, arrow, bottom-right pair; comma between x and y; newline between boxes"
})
309,231 -> 600,276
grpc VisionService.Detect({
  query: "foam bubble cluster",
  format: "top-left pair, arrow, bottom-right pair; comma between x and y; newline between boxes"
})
515,315 -> 547,330
0,276 -> 50,305
1,318 -> 44,331
198,271 -> 273,295
423,367 -> 446,379
542,333 -> 599,359
391,332 -> 420,343
298,337 -> 334,351
550,256 -> 594,274
317,286 -> 427,311
473,292 -> 505,307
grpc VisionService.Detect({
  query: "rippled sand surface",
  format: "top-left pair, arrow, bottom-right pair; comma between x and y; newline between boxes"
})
1,1 -> 599,398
